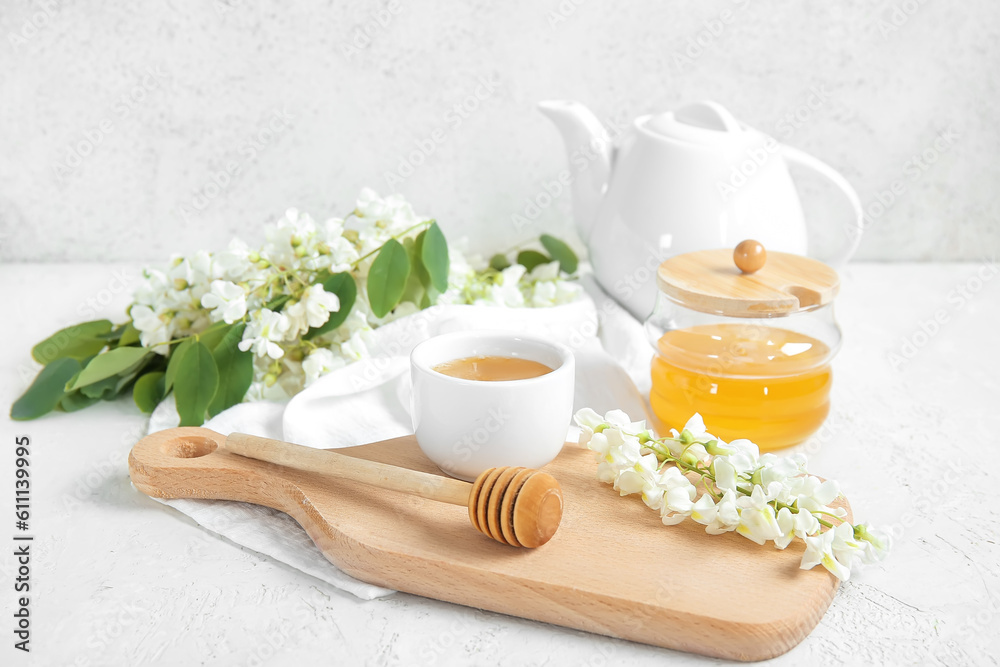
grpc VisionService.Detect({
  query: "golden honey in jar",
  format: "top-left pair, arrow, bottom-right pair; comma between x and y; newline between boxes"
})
646,245 -> 841,452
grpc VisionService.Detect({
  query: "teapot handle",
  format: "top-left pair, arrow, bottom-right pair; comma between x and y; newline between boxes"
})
780,144 -> 864,266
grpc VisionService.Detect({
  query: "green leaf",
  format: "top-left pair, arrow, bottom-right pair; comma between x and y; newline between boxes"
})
517,250 -> 550,272
208,324 -> 253,417
11,358 -> 82,420
540,234 -> 579,274
118,322 -> 141,346
78,356 -> 151,400
401,236 -> 429,305
31,320 -> 112,365
67,346 -> 152,391
419,285 -> 440,310
409,232 -> 431,287
173,341 -> 219,427
420,221 -> 450,292
80,375 -> 120,399
367,239 -> 411,318
195,321 -> 232,351
58,390 -> 100,413
133,371 -> 166,414
489,253 -> 511,271
304,273 -> 358,340
97,323 -> 127,342
164,340 -> 190,392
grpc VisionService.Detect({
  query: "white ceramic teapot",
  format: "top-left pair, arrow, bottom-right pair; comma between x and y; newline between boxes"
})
538,100 -> 864,318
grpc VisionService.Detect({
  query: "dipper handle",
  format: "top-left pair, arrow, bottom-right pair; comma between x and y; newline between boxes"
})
224,433 -> 472,507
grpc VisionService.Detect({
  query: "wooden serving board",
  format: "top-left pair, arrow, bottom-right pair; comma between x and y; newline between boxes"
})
128,428 -> 849,662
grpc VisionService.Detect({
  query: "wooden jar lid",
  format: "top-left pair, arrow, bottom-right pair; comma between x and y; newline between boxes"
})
656,242 -> 840,317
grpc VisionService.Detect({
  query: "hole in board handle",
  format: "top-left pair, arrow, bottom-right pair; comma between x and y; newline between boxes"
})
161,436 -> 218,459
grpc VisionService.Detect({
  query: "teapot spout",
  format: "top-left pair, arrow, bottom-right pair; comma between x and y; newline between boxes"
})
538,101 -> 613,243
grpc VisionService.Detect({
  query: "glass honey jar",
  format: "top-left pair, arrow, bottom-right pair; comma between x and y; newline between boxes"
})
645,241 -> 842,452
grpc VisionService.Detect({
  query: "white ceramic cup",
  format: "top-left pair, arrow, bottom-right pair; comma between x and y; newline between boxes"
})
409,331 -> 575,481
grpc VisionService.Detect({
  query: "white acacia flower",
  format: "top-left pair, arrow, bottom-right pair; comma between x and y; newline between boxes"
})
354,187 -> 392,219
285,284 -> 341,335
238,309 -> 290,359
785,475 -> 840,513
487,264 -> 527,307
588,429 -> 642,484
801,528 -> 852,581
306,233 -> 358,273
853,522 -> 890,564
775,507 -> 821,549
529,280 -> 557,308
213,238 -> 256,280
615,453 -> 663,509
200,280 -> 247,324
574,405 -> 886,581
261,209 -> 314,269
679,413 -> 712,440
339,327 -> 376,362
602,409 -> 647,435
574,407 -> 605,438
736,485 -> 783,545
167,254 -> 208,292
302,348 -> 346,386
712,457 -> 739,493
132,269 -> 170,307
189,250 -> 212,287
130,304 -> 172,354
724,439 -> 760,475
691,489 -> 740,534
554,280 -> 583,304
831,521 -> 869,568
659,466 -> 697,524
528,261 -> 561,281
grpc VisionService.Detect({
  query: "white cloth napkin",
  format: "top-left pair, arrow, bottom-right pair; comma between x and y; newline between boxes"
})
147,278 -> 653,599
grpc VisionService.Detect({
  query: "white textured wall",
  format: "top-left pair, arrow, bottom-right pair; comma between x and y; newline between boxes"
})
1,0 -> 997,263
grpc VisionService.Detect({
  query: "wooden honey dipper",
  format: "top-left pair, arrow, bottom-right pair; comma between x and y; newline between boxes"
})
224,433 -> 564,548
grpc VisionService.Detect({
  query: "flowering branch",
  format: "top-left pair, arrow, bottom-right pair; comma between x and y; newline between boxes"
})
11,189 -> 583,426
575,408 -> 889,581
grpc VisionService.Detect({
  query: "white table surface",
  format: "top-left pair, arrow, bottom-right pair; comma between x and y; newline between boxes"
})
2,262 -> 998,666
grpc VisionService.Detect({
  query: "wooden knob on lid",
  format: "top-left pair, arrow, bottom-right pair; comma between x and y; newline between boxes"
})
734,240 -> 767,274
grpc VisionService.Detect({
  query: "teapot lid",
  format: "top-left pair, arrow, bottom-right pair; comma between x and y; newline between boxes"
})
643,101 -> 746,144
656,241 -> 840,317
